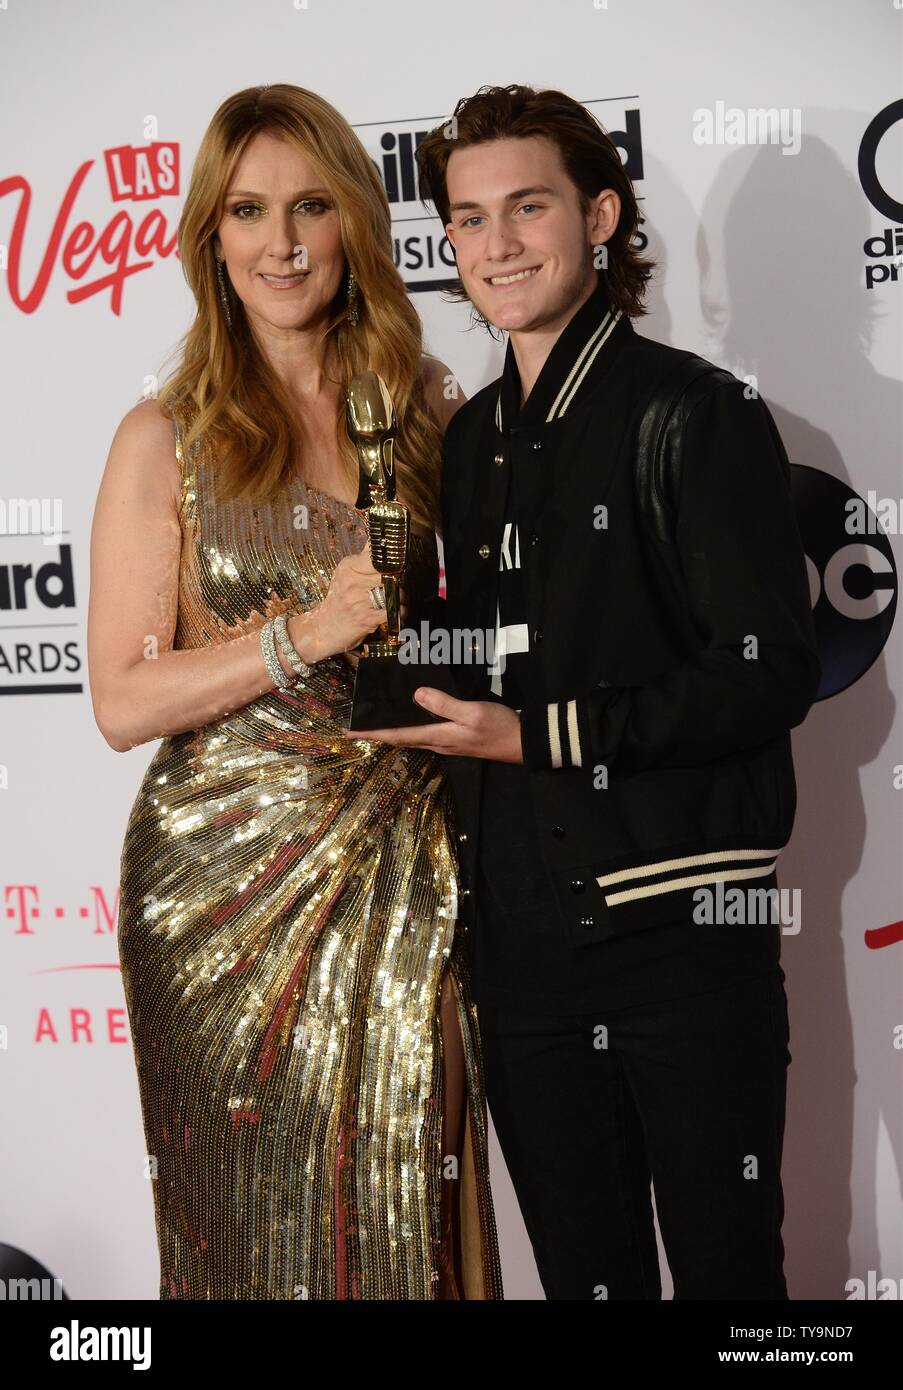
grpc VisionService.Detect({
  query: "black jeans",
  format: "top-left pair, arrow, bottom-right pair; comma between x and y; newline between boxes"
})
473,934 -> 792,1300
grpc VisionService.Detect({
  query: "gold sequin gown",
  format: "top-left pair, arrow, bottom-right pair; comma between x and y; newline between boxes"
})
116,414 -> 503,1300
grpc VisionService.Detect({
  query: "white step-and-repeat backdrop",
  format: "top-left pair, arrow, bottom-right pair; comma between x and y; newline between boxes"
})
1,0 -> 900,1300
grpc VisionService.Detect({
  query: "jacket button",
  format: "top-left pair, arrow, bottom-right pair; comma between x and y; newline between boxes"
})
458,831 -> 468,843
529,530 -> 540,545
478,544 -> 490,559
461,887 -> 471,898
533,627 -> 543,642
494,452 -> 504,465
551,825 -> 565,838
532,440 -> 543,450
570,878 -> 586,893
579,915 -> 596,929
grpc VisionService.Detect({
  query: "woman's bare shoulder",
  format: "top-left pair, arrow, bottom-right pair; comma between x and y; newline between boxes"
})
114,396 -> 178,448
106,398 -> 182,511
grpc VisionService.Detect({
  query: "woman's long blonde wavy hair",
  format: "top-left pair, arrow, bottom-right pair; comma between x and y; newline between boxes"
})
158,84 -> 441,531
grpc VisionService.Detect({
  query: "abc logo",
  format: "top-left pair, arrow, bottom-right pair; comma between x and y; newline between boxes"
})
790,465 -> 897,700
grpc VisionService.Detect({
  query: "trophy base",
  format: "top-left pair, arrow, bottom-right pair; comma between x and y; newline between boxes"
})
346,653 -> 467,732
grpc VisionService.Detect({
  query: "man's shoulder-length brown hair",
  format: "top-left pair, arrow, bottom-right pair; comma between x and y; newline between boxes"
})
415,84 -> 655,319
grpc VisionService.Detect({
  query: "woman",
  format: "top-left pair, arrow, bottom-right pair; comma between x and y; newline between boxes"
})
87,83 -> 502,1300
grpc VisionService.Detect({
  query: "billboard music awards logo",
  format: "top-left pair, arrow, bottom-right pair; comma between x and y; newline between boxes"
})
351,97 -> 647,291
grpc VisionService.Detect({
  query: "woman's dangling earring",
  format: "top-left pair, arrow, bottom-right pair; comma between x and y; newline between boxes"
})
346,270 -> 360,325
215,250 -> 232,328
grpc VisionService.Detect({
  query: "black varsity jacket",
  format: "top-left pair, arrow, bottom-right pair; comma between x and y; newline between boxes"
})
429,277 -> 820,947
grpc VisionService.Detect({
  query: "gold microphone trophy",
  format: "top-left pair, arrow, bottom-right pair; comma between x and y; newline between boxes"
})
344,370 -> 454,731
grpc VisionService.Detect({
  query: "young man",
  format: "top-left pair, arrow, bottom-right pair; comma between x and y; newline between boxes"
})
345,85 -> 820,1299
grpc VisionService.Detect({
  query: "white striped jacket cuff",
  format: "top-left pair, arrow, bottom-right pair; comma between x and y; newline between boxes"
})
520,696 -> 592,770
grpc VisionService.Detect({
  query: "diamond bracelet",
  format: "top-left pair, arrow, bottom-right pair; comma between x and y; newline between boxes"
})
260,613 -> 312,690
274,612 -> 313,679
260,618 -> 291,689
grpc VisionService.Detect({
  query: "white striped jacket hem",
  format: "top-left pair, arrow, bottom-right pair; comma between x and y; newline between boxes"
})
596,848 -> 781,907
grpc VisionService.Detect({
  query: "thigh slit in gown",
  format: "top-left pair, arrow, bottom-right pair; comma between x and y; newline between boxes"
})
116,413 -> 503,1300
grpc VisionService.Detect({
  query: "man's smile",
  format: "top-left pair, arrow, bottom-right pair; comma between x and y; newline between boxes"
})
484,265 -> 542,287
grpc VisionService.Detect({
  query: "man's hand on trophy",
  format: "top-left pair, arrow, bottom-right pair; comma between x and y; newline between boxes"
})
340,688 -> 524,763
